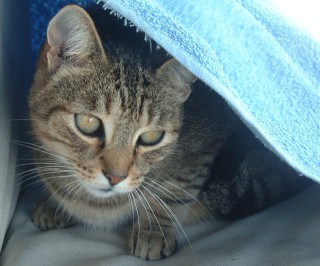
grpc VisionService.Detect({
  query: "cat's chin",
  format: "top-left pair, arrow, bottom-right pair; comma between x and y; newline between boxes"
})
85,186 -> 132,199
84,178 -> 137,199
86,186 -> 118,199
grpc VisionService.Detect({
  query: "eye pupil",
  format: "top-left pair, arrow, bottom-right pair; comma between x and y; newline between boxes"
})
138,131 -> 164,146
75,114 -> 104,137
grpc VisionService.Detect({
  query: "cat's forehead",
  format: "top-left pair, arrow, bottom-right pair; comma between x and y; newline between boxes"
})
52,62 -> 163,120
88,67 -> 155,108
55,60 -> 149,97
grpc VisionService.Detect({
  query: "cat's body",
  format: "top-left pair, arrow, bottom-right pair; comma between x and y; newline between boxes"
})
28,5 -> 311,260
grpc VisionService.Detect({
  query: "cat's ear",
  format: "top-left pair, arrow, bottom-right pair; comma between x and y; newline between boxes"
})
44,5 -> 107,71
157,59 -> 197,102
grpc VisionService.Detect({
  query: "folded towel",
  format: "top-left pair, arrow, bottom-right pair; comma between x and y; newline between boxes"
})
30,0 -> 320,181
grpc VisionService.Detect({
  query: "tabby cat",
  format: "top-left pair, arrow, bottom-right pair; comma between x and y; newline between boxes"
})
28,5 -> 310,260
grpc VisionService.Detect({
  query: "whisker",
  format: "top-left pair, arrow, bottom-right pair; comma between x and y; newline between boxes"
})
141,184 -> 198,263
13,142 -> 65,162
17,169 -> 74,186
132,190 -> 154,254
9,118 -> 33,121
20,172 -> 75,184
8,160 -> 62,172
16,157 -> 64,164
19,174 -> 78,191
136,188 -> 170,256
15,170 -> 57,188
127,192 -> 135,226
54,181 -> 82,221
129,191 -> 140,252
12,140 -> 52,153
47,179 -> 81,204
164,180 -> 215,222
15,162 -> 63,169
144,179 -> 203,222
12,140 -> 74,163
141,182 -> 184,244
16,166 -> 72,179
132,190 -> 148,242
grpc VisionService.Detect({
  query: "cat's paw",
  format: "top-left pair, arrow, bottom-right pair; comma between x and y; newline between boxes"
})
32,201 -> 70,231
129,227 -> 177,260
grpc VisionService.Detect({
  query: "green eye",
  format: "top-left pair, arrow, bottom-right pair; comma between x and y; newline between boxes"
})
74,114 -> 103,137
138,131 -> 164,146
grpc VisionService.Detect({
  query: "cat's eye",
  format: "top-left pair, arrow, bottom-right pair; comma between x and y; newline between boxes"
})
138,130 -> 164,146
74,114 -> 103,137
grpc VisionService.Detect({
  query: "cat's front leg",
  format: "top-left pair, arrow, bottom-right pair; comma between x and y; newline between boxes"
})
129,215 -> 177,261
32,200 -> 73,231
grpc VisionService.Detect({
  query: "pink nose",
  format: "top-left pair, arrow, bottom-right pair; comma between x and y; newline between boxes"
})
108,174 -> 125,185
103,171 -> 126,185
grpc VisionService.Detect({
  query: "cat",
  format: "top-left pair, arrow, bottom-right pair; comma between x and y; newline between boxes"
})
28,4 -> 311,261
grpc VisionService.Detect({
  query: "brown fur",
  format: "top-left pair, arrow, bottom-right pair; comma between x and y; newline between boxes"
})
28,5 -> 311,261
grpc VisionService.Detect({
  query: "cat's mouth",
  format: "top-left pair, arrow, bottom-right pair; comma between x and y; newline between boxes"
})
86,185 -> 116,198
97,187 -> 112,193
84,176 -> 134,199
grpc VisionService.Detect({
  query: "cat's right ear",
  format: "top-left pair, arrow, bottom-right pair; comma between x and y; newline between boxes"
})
43,5 -> 107,71
156,59 -> 197,103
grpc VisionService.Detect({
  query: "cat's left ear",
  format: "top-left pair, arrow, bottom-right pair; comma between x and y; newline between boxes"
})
156,59 -> 197,102
44,5 -> 107,71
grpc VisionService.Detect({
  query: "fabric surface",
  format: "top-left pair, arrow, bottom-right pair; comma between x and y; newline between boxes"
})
2,185 -> 320,265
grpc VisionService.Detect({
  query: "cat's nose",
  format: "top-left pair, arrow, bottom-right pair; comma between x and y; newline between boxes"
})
102,170 -> 126,185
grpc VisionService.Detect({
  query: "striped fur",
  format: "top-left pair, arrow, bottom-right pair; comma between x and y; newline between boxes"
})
28,5 -> 311,261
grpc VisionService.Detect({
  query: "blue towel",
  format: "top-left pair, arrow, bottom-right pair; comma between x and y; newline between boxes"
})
30,0 -> 320,181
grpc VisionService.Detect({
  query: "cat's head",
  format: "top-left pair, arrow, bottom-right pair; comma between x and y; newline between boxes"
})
29,5 -> 195,199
